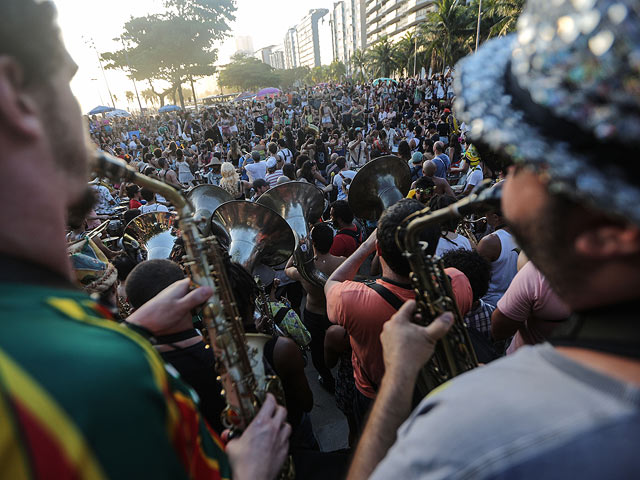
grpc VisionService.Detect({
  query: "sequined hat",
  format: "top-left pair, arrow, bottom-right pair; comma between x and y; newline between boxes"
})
454,0 -> 640,223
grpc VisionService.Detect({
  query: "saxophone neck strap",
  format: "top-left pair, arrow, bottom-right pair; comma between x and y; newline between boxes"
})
550,301 -> 640,359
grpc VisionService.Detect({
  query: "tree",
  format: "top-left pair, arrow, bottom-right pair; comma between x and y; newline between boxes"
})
275,66 -> 310,90
483,0 -> 525,38
394,32 -> 419,77
367,37 -> 399,78
419,0 -> 475,73
328,61 -> 346,82
219,53 -> 277,91
141,88 -> 156,106
351,49 -> 368,81
101,0 -> 235,108
125,91 -> 134,106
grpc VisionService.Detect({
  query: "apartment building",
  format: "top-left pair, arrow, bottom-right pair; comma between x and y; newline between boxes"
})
296,8 -> 330,68
366,0 -> 433,45
330,0 -> 367,67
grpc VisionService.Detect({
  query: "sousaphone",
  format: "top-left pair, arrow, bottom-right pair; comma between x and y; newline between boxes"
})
123,211 -> 181,261
348,155 -> 411,220
256,182 -> 326,286
186,184 -> 233,235
212,200 -> 295,272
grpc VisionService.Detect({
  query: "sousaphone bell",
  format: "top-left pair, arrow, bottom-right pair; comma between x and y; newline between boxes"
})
212,200 -> 295,272
348,155 -> 411,220
123,211 -> 181,261
186,184 -> 233,235
257,182 -> 326,286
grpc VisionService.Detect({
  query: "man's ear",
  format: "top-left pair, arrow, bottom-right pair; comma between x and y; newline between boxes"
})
0,56 -> 41,139
574,224 -> 640,258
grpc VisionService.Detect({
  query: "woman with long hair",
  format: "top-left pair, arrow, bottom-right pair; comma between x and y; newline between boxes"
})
219,162 -> 251,200
227,139 -> 242,166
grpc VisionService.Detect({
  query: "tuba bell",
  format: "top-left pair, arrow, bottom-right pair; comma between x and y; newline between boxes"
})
123,211 -> 181,261
212,200 -> 295,273
348,155 -> 412,220
186,184 -> 233,235
256,182 -> 326,286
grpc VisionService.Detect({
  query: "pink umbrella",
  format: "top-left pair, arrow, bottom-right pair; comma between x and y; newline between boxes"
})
256,87 -> 281,99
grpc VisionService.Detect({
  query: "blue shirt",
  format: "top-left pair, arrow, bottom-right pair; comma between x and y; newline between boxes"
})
433,153 -> 450,179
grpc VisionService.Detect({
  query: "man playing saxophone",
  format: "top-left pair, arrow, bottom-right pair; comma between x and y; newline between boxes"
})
0,2 -> 290,479
347,0 -> 640,478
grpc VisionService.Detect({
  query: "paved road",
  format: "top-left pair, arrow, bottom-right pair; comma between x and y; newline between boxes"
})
305,361 -> 349,451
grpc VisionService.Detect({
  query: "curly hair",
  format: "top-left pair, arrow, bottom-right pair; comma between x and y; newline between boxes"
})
440,249 -> 491,302
219,162 -> 241,197
378,199 -> 440,277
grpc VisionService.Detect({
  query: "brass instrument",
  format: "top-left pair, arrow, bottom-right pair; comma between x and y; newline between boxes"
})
212,200 -> 295,272
123,212 -> 181,261
94,151 -> 294,477
186,184 -> 233,235
396,181 -> 501,398
455,216 -> 486,249
257,182 -> 327,286
348,155 -> 412,220
254,276 -> 286,338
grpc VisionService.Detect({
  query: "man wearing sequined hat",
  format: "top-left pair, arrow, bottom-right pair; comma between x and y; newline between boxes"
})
346,0 -> 640,478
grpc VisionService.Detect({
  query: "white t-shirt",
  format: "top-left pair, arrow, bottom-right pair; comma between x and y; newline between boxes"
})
277,148 -> 293,164
435,234 -> 472,258
465,165 -> 483,189
333,169 -> 356,201
244,161 -> 267,182
140,203 -> 169,214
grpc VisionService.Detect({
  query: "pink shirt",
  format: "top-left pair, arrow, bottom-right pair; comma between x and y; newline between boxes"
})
497,262 -> 571,354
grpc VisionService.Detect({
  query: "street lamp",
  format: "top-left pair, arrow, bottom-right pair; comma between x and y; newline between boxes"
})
475,0 -> 482,52
83,36 -> 116,108
119,36 -> 144,114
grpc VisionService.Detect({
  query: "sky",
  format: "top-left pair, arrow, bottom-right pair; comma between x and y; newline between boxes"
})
52,0 -> 335,113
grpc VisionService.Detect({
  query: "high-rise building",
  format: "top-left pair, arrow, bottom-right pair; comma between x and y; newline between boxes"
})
365,0 -> 433,46
330,0 -> 367,70
284,28 -> 299,70
269,49 -> 286,70
296,8 -> 330,68
234,35 -> 254,55
255,45 -> 277,65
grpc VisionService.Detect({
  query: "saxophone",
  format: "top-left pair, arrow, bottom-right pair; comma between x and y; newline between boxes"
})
94,151 -> 294,477
396,180 -> 501,398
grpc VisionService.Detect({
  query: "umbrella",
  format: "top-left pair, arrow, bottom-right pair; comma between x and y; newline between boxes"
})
256,87 -> 281,99
158,104 -> 181,113
234,91 -> 256,102
372,77 -> 398,85
88,105 -> 114,115
105,109 -> 131,118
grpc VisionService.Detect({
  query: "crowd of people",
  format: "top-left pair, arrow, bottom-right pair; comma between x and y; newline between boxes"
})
2,0 -> 638,479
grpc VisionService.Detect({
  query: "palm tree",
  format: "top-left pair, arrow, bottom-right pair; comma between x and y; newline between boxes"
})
125,90 -> 134,106
351,49 -> 368,81
141,88 -> 155,106
484,0 -> 525,38
367,37 -> 399,78
328,61 -> 346,82
394,31 -> 419,77
419,0 -> 474,72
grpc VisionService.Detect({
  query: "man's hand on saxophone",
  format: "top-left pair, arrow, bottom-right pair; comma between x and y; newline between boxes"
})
347,300 -> 454,480
226,393 -> 292,480
124,278 -> 292,480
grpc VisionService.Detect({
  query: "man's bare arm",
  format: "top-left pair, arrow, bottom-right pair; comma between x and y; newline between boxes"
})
324,229 -> 377,297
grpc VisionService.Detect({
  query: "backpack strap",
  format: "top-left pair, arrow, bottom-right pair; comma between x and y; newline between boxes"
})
364,281 -> 404,311
273,306 -> 291,326
338,227 -> 362,245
